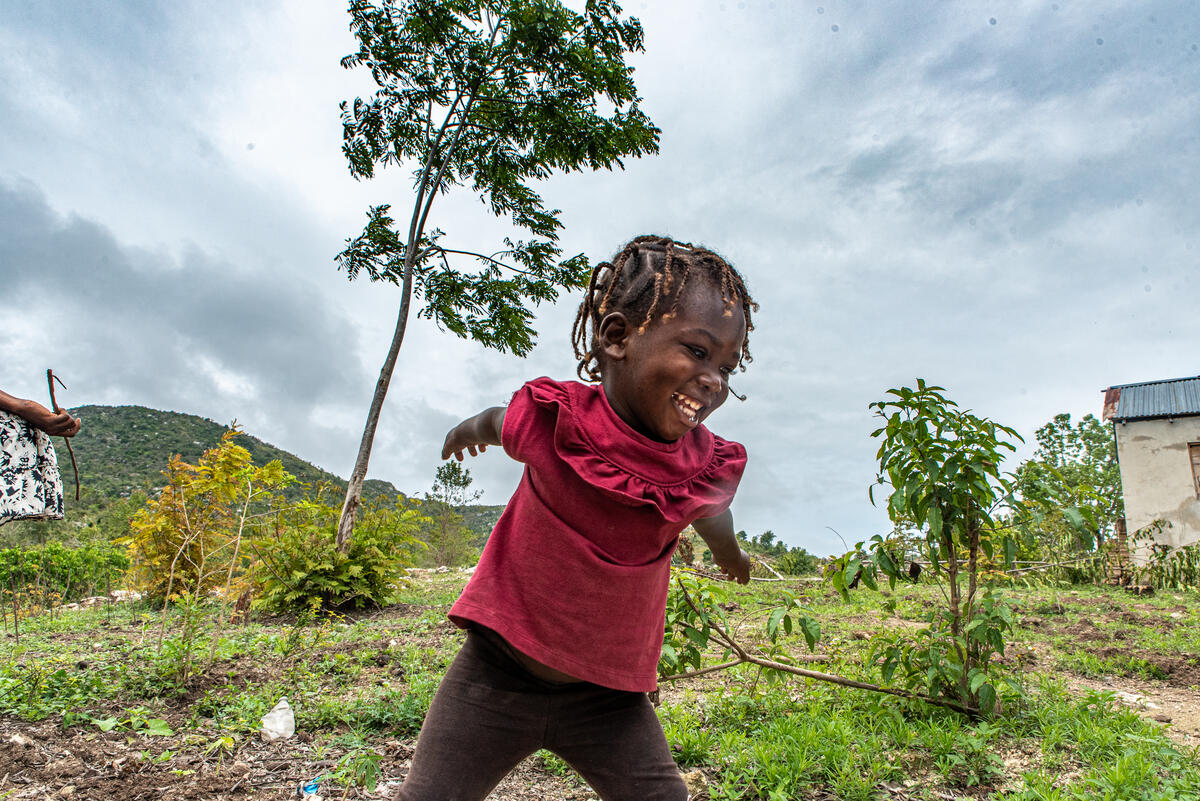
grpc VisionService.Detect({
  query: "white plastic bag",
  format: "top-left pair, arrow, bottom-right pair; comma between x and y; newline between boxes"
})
260,696 -> 295,741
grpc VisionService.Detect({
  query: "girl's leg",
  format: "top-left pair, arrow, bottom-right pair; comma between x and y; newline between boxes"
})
392,632 -> 544,801
547,687 -> 688,801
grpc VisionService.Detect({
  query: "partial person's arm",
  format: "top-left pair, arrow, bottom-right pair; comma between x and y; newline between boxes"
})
692,509 -> 752,584
0,389 -> 81,437
442,406 -> 506,461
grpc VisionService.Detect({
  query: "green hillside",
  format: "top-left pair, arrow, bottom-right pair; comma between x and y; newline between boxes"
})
460,503 -> 507,545
49,405 -> 400,505
2,405 -> 504,548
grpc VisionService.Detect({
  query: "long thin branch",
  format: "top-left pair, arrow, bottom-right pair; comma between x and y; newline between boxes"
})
1005,555 -> 1103,576
671,580 -> 979,717
663,658 -> 748,681
412,19 -> 502,241
433,247 -> 539,277
414,86 -> 480,239
751,554 -> 788,581
46,370 -> 80,501
209,478 -> 253,664
679,565 -> 786,584
441,119 -> 500,135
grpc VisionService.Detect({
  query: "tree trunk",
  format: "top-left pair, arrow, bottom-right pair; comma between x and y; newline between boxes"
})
334,82 -> 479,554
336,279 -> 415,553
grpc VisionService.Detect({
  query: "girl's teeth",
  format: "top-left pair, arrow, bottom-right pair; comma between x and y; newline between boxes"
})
673,394 -> 701,423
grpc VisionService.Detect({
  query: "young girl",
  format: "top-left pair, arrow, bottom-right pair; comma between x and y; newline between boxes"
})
393,235 -> 758,801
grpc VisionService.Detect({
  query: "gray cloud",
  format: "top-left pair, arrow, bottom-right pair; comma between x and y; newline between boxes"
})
3,0 -> 1199,555
0,178 -> 364,443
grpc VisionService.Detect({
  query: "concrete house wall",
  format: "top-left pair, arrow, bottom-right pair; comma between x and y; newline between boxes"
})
1114,416 -> 1200,553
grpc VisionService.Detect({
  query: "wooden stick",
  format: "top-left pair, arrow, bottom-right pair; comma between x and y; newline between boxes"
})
46,369 -> 81,501
8,574 -> 18,645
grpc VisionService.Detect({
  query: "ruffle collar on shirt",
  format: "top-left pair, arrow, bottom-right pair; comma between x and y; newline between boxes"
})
524,378 -> 745,523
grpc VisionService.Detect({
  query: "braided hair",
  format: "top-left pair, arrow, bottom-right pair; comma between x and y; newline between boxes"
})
571,235 -> 758,388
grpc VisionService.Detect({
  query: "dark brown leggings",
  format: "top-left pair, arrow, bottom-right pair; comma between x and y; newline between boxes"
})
391,630 -> 688,801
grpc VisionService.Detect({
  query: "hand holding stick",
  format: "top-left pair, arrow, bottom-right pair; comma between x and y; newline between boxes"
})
46,370 -> 81,501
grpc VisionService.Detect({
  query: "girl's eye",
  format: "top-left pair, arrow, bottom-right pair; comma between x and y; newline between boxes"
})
687,346 -> 706,360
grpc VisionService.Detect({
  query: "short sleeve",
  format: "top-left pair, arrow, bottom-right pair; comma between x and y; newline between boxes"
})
500,377 -> 566,466
686,437 -> 746,522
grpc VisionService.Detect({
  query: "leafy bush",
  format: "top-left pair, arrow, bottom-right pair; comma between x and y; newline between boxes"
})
256,496 -> 425,614
124,429 -> 293,602
0,542 -> 128,604
829,380 -> 1024,714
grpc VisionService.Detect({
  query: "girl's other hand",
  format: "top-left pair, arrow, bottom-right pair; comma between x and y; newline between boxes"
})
444,438 -> 487,461
441,406 -> 506,461
718,548 -> 752,584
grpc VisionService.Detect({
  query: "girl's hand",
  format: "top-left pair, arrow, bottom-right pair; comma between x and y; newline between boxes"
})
441,407 -> 506,461
692,510 -> 750,584
442,424 -> 488,461
717,548 -> 752,584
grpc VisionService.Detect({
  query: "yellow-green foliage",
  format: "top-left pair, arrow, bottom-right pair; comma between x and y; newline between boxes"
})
123,430 -> 292,601
255,495 -> 425,614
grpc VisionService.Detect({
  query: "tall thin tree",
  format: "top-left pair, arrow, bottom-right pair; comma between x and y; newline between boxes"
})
334,0 -> 660,550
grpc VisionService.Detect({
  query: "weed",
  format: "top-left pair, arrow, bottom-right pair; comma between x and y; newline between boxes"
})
0,660 -> 111,721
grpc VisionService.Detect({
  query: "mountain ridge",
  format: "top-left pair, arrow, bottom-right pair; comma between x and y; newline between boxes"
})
5,404 -> 503,546
52,404 -> 403,505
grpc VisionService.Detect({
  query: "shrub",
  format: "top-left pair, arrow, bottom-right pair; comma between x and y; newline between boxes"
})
829,380 -> 1023,714
0,542 -> 128,605
255,496 -> 425,614
123,429 -> 292,602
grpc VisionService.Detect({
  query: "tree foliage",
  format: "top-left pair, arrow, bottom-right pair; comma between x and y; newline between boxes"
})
1015,413 -> 1122,555
334,0 -> 661,549
124,430 -> 293,602
829,381 -> 1024,714
418,461 -> 482,567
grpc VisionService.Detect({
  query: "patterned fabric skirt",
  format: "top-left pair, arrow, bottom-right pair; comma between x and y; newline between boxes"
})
0,409 -> 65,524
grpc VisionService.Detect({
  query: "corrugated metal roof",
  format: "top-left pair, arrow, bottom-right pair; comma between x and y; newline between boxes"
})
1102,375 -> 1200,421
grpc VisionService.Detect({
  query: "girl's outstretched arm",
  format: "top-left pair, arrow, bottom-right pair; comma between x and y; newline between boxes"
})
692,510 -> 752,584
442,406 -> 506,461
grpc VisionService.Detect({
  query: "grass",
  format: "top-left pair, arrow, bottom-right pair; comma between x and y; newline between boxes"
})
2,572 -> 1199,799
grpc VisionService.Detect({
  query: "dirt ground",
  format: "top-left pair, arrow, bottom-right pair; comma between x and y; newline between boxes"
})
2,589 -> 1198,800
1026,599 -> 1200,749
0,716 -> 594,801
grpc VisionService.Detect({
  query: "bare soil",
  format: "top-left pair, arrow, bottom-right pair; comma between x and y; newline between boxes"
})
0,716 -> 593,801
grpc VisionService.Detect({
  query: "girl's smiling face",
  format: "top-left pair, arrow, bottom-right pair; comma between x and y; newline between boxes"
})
599,285 -> 747,442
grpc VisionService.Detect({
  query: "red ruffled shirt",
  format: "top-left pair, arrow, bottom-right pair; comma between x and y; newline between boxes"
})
448,377 -> 747,691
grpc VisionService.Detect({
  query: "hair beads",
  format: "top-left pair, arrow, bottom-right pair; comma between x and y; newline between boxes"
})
571,235 -> 758,383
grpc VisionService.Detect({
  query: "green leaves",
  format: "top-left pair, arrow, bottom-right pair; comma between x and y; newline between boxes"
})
256,496 -> 426,614
337,0 -> 661,356
92,709 -> 173,737
659,572 -> 728,677
764,592 -> 820,650
847,381 -> 1028,715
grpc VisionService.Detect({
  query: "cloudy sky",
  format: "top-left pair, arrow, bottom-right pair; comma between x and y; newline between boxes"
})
2,1 -> 1197,555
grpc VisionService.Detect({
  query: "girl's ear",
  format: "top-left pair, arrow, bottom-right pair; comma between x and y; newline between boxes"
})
598,312 -> 631,361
